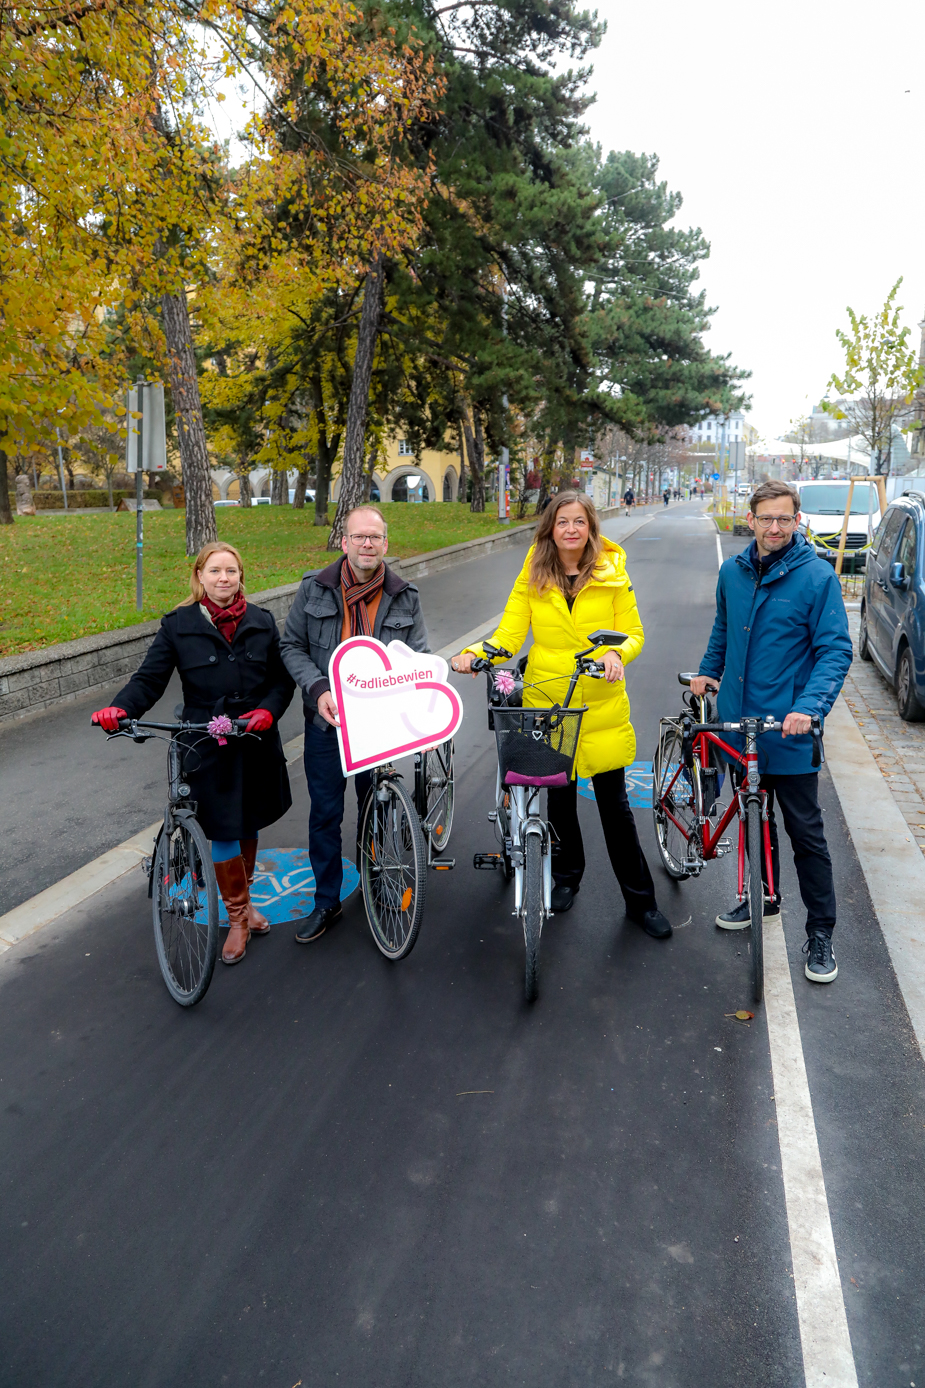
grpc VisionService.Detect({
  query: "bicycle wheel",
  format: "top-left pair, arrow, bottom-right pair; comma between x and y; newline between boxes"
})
747,800 -> 765,1004
360,777 -> 427,960
152,816 -> 218,1007
423,740 -> 455,850
523,831 -> 544,1003
653,723 -> 701,879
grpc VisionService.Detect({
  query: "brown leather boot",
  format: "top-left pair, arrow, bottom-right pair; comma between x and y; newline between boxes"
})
215,856 -> 251,965
240,837 -> 270,935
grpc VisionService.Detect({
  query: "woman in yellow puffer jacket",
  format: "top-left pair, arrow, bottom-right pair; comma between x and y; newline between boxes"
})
454,491 -> 671,939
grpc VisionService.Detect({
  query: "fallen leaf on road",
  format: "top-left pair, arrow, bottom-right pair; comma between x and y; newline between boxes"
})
724,1010 -> 754,1021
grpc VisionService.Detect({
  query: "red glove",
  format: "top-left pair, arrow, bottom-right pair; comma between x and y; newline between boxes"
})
242,708 -> 273,733
91,707 -> 127,733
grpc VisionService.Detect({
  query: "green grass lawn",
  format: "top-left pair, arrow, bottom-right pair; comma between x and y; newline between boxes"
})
0,504 -> 519,657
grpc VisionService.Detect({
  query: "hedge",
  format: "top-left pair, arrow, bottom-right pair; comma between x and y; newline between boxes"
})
30,489 -> 161,510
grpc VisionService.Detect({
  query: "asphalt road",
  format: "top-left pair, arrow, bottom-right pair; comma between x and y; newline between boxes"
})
2,501 -> 923,1387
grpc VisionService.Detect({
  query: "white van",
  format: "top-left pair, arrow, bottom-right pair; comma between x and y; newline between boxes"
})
797,480 -> 881,570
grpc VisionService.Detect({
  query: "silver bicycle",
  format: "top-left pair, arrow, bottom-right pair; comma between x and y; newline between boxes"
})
471,629 -> 626,1001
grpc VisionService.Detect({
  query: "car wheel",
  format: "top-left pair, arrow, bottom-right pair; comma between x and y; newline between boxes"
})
897,646 -> 925,722
858,605 -> 872,661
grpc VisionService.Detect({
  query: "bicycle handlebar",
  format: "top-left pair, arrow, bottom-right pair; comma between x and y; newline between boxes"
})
686,713 -> 824,766
95,716 -> 251,736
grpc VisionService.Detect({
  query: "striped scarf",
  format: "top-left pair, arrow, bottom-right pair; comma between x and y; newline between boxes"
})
341,558 -> 385,636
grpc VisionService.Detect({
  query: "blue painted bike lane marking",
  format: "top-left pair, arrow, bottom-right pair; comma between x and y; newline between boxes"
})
577,760 -> 653,808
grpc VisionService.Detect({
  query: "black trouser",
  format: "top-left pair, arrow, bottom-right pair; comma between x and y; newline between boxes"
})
547,767 -> 657,918
739,770 -> 836,938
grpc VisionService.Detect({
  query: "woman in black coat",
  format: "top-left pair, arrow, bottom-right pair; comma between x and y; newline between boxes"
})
92,542 -> 295,965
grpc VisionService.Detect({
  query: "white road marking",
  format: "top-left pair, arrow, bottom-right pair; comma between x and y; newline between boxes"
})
764,921 -> 859,1387
713,525 -> 858,1387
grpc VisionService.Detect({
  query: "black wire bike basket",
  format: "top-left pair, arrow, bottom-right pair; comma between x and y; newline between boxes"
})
492,705 -> 585,787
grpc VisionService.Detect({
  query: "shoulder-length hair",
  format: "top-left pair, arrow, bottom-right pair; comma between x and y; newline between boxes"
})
176,541 -> 246,607
528,490 -> 604,597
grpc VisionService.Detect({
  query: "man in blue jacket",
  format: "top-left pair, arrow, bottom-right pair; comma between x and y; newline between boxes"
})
691,480 -> 853,983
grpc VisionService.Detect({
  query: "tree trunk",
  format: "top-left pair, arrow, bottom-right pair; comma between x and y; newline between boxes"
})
271,467 -> 290,505
314,434 -> 339,526
292,467 -> 311,509
160,286 -> 217,556
0,447 -> 14,525
328,255 -> 384,550
236,463 -> 253,507
457,425 -> 467,503
461,402 -> 485,512
107,471 -> 114,511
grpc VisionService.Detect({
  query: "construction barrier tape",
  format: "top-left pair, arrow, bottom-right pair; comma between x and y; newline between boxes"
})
805,527 -> 876,555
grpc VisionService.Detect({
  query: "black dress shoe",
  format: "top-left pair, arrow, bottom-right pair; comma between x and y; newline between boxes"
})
551,884 -> 579,913
633,908 -> 672,939
295,903 -> 342,944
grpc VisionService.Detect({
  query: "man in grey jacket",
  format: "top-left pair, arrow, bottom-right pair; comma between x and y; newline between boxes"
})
281,505 -> 430,943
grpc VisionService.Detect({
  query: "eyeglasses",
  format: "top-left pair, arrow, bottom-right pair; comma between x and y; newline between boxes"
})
346,533 -> 386,545
753,514 -> 798,528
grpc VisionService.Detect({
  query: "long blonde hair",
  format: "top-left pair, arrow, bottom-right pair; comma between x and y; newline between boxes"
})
177,541 -> 246,607
528,491 -> 604,596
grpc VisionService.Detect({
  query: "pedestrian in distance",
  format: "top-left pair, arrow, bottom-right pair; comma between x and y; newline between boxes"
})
453,491 -> 672,939
91,542 -> 296,965
690,480 -> 852,982
280,505 -> 429,944
662,488 -> 670,507
623,486 -> 635,514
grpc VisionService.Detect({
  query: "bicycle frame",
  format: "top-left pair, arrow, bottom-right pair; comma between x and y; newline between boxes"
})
494,767 -> 553,915
658,717 -> 775,906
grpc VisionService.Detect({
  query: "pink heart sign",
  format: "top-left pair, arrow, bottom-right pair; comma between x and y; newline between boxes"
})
329,637 -> 464,775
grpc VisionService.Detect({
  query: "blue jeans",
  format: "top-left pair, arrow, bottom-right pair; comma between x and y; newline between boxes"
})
303,719 -> 371,910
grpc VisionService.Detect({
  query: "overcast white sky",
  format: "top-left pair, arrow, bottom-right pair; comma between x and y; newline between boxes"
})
583,0 -> 925,437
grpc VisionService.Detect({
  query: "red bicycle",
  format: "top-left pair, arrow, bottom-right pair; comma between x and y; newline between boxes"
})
652,674 -> 822,1002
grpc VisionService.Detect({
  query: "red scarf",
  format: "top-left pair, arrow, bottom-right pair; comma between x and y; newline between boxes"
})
201,591 -> 247,644
341,558 -> 385,636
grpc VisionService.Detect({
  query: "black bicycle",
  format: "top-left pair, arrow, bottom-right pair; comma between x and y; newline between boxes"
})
357,739 -> 455,961
97,715 -> 253,1006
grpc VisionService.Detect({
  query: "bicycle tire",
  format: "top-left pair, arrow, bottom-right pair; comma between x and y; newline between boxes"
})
152,816 -> 218,1007
360,777 -> 427,960
652,723 -> 701,879
523,831 -> 544,1003
423,740 -> 455,850
747,800 -> 765,1004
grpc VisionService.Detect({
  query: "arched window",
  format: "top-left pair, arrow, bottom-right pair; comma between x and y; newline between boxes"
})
443,471 -> 456,502
392,473 -> 431,503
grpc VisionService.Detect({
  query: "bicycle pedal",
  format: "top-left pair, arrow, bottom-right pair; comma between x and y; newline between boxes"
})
487,810 -> 498,822
473,853 -> 503,870
714,839 -> 733,857
141,856 -> 152,876
430,858 -> 456,871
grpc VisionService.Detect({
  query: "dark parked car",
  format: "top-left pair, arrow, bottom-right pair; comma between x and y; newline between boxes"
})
860,491 -> 925,720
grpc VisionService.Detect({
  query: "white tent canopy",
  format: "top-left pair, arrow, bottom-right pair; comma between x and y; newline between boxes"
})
750,436 -> 871,467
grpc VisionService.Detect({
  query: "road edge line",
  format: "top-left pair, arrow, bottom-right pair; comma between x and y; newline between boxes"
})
764,919 -> 860,1388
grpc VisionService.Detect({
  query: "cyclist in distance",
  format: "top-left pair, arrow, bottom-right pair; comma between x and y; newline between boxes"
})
280,505 -> 429,945
453,491 -> 673,939
690,480 -> 852,982
91,542 -> 296,966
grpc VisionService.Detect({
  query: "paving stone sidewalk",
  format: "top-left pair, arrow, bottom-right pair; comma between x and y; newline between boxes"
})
841,605 -> 925,855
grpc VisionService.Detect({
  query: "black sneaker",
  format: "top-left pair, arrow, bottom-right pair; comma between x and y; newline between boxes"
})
295,903 -> 342,944
551,884 -> 578,913
716,898 -> 781,930
803,934 -> 838,983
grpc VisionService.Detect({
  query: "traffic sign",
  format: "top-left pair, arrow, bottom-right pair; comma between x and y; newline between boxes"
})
711,472 -> 721,480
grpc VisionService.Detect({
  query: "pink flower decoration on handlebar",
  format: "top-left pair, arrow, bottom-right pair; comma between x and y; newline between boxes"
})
207,715 -> 234,746
494,670 -> 517,696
